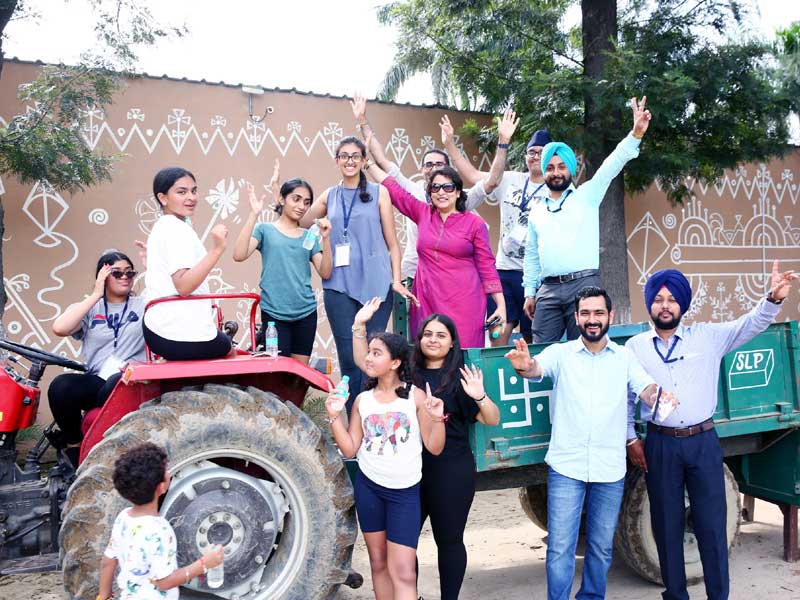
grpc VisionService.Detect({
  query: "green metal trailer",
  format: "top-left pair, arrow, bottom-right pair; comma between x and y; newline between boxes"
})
459,320 -> 800,584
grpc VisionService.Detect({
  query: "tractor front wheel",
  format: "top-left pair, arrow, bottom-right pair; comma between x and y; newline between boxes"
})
60,384 -> 356,600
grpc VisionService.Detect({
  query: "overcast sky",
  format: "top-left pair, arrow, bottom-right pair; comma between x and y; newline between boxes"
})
4,0 -> 799,105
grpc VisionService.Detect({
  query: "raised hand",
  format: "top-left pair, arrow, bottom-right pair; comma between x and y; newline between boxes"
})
440,114 -> 455,146
133,239 -> 147,269
392,281 -> 420,307
424,382 -> 445,420
269,158 -> 281,201
631,96 -> 652,138
246,182 -> 266,215
93,264 -> 113,297
354,296 -> 383,327
504,338 -> 534,374
459,365 -> 485,401
350,93 -> 368,123
317,217 -> 332,239
210,224 -> 228,250
769,258 -> 798,302
497,108 -> 520,144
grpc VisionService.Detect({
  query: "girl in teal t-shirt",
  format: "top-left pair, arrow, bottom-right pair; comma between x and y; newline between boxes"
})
233,160 -> 332,363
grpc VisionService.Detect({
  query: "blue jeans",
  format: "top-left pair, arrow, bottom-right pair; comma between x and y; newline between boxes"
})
546,467 -> 624,600
323,288 -> 392,414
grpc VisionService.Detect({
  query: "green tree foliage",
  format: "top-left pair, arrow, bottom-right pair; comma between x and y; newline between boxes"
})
378,0 -> 792,202
0,0 -> 184,320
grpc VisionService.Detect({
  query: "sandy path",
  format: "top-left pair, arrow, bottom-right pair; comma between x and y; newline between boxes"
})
1,492 -> 797,600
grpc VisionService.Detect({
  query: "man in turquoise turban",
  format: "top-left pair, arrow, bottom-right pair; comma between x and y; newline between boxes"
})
522,96 -> 652,342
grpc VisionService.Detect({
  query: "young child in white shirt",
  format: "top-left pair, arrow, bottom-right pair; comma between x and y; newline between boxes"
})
98,443 -> 223,599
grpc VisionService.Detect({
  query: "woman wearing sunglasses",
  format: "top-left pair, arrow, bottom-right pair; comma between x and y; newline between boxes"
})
301,136 -> 410,413
366,155 -> 505,348
50,250 -> 146,467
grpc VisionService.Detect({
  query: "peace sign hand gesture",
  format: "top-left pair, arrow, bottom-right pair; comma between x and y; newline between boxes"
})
768,259 -> 798,302
459,365 -> 485,401
440,114 -> 455,146
631,96 -> 652,138
424,382 -> 445,420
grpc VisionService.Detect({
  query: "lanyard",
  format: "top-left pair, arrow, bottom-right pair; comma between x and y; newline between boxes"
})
652,336 -> 682,364
104,297 -> 130,350
546,188 -> 572,213
339,185 -> 359,240
519,180 -> 545,214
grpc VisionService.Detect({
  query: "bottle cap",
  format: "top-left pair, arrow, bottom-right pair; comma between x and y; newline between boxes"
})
491,330 -> 500,339
268,321 -> 275,326
341,375 -> 350,382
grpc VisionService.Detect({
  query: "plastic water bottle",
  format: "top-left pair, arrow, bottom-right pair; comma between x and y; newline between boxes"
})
206,562 -> 224,589
302,222 -> 320,250
265,322 -> 279,357
330,375 -> 349,412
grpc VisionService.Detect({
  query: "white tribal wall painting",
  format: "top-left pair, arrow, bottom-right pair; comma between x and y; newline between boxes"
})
1,61 -> 798,419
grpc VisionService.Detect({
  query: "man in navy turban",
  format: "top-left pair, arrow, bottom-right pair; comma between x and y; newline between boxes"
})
522,97 -> 652,343
626,261 -> 797,600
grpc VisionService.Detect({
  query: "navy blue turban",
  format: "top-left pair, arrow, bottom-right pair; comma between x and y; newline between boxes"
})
644,269 -> 692,314
526,129 -> 552,150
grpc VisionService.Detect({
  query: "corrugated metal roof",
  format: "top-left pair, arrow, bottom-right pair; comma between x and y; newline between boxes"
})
3,56 -> 488,115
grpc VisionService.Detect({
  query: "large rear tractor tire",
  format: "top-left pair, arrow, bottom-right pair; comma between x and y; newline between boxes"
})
59,384 -> 357,600
613,464 -> 741,585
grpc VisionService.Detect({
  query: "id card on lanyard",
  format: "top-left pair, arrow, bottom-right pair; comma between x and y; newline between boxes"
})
98,297 -> 129,380
335,185 -> 359,268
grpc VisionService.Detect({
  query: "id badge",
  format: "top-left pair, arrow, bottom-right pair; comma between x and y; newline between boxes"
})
509,222 -> 528,245
334,243 -> 351,267
98,354 -> 125,380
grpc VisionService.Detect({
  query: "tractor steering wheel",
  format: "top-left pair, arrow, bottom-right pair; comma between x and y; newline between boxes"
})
0,339 -> 86,372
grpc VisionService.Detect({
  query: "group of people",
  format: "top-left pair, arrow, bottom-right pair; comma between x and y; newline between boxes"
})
47,91 -> 799,600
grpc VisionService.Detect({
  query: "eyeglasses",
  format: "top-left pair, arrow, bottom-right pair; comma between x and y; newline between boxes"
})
422,161 -> 447,170
110,270 -> 138,280
336,153 -> 363,163
526,149 -> 542,158
430,182 -> 457,193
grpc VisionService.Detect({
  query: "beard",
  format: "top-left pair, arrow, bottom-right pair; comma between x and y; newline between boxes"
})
579,321 -> 609,343
652,312 -> 682,330
546,174 -> 572,191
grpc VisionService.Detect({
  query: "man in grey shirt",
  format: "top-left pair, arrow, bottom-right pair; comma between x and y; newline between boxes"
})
625,261 -> 797,600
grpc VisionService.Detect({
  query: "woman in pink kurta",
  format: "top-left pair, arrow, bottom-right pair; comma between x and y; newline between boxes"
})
374,165 -> 506,347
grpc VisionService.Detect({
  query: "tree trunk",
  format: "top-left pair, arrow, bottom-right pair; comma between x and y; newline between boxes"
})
0,2 -> 17,327
581,0 -> 632,323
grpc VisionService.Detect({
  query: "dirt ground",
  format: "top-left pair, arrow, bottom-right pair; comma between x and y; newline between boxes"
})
1,491 -> 797,600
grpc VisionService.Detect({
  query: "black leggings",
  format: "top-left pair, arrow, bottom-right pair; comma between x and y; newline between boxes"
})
48,372 -> 122,444
143,322 -> 231,361
420,451 -> 476,600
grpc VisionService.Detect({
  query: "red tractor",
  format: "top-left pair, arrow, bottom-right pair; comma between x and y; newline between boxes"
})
0,293 -> 359,600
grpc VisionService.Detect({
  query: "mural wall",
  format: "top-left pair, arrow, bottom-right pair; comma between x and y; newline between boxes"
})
1,60 -> 799,424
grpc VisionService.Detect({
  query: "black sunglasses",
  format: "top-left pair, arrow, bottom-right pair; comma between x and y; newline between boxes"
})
430,182 -> 457,193
110,270 -> 138,280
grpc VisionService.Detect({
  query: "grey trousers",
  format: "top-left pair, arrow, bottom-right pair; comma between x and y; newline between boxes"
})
532,273 -> 601,343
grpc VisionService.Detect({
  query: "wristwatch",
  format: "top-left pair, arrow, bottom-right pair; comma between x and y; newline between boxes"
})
497,142 -> 509,149
766,292 -> 784,305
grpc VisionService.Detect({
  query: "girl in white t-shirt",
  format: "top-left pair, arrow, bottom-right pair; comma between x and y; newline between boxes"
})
325,332 -> 446,600
143,167 -> 232,360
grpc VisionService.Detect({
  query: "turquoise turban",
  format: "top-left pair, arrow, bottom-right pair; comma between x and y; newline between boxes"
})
540,142 -> 577,177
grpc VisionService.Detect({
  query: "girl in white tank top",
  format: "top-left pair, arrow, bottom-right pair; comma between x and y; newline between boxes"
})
325,331 -> 446,600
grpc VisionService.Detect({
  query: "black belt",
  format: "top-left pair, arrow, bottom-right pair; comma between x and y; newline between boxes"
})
542,269 -> 599,285
647,418 -> 714,439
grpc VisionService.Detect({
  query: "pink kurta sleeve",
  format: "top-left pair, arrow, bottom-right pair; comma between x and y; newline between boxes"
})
471,218 -> 502,294
382,176 -> 426,223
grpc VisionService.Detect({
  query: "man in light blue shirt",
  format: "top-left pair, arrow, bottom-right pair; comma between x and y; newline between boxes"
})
625,262 -> 797,600
523,97 -> 652,343
506,286 -> 671,600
